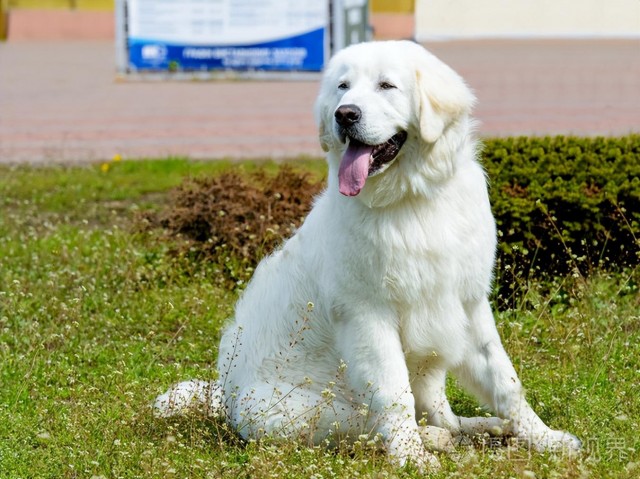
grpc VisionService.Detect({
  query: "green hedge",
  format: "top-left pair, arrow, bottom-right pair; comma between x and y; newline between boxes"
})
484,135 -> 639,286
150,136 -> 639,300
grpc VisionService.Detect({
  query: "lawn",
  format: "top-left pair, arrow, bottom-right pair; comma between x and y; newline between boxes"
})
0,159 -> 638,478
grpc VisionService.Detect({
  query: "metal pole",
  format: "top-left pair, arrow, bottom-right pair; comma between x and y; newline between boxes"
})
114,0 -> 128,75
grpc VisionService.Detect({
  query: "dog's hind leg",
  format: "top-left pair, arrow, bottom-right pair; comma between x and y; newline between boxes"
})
227,382 -> 364,447
153,380 -> 223,418
454,298 -> 581,452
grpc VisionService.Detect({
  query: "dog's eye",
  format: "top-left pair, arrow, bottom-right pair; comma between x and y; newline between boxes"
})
379,81 -> 396,90
338,81 -> 349,90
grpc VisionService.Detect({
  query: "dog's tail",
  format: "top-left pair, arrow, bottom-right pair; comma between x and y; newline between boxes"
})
153,380 -> 223,418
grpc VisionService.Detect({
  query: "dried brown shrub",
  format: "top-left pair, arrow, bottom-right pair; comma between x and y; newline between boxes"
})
148,166 -> 325,286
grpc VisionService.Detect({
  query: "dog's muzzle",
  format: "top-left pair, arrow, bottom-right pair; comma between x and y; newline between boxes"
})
334,104 -> 407,197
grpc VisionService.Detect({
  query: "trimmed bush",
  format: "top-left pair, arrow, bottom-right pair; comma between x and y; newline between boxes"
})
484,136 -> 639,283
147,136 -> 639,293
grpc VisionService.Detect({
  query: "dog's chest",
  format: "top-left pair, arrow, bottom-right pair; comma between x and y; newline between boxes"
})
373,202 -> 491,301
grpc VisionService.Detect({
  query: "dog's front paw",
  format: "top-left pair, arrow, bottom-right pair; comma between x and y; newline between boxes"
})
419,425 -> 455,453
533,429 -> 582,453
517,427 -> 582,454
386,428 -> 440,472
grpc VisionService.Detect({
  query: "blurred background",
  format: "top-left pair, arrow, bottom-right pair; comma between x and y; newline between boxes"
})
0,0 -> 638,163
2,0 -> 638,42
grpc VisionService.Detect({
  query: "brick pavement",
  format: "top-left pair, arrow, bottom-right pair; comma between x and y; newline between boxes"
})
0,39 -> 638,164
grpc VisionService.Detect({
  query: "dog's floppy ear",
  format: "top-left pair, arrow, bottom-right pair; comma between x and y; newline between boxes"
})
416,51 -> 476,143
313,94 -> 331,152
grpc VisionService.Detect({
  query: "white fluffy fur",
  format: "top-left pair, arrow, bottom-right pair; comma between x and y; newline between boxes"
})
154,41 -> 580,469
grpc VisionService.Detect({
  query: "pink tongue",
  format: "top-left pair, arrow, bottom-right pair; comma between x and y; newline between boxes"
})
338,141 -> 374,196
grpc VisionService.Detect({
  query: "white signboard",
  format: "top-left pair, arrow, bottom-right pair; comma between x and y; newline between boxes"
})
124,0 -> 328,72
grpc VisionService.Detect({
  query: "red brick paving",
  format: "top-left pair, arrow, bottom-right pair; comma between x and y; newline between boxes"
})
0,39 -> 638,164
7,10 -> 114,41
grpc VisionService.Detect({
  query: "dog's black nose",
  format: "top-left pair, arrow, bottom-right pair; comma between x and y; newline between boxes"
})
334,104 -> 362,127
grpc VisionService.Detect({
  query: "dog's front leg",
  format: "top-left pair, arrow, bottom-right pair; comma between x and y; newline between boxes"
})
335,305 -> 438,470
455,298 -> 581,452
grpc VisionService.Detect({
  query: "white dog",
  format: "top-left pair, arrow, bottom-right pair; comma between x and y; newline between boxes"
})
154,41 -> 580,469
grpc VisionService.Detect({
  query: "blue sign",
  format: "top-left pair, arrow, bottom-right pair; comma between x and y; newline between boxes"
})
125,0 -> 327,72
128,28 -> 325,72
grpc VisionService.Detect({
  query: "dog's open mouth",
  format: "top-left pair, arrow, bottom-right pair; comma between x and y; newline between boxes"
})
338,131 -> 408,197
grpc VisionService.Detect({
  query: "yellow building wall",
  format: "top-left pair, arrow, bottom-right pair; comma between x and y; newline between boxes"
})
371,0 -> 414,14
0,2 -> 6,39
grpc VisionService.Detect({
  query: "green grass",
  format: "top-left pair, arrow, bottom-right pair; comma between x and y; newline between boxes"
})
0,159 -> 638,478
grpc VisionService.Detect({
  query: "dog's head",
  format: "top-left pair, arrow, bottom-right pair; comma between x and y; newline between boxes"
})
315,41 -> 476,206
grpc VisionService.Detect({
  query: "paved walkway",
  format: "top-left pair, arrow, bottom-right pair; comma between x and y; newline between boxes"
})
0,39 -> 638,164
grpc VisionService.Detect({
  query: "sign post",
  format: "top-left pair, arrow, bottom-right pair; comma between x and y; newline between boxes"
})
332,0 -> 370,52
